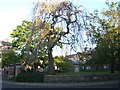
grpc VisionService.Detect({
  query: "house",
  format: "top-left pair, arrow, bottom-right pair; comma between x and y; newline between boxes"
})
66,52 -> 81,72
68,54 -> 80,61
0,40 -> 12,69
70,59 -> 80,72
0,40 -> 14,78
0,40 -> 12,54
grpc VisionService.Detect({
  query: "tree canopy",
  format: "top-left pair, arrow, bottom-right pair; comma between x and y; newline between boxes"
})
2,50 -> 20,67
31,0 -> 88,74
10,0 -> 120,74
88,1 -> 120,73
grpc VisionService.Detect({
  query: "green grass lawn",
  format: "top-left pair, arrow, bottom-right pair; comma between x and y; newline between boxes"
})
56,70 -> 119,76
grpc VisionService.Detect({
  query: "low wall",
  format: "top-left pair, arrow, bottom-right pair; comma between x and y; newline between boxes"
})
44,74 -> 120,82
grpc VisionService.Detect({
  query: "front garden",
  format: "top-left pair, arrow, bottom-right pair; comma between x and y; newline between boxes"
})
14,70 -> 120,83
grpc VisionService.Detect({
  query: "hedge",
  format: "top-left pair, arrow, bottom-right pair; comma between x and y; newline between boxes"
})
15,71 -> 45,82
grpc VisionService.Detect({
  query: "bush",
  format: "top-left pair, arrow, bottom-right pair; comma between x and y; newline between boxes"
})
59,60 -> 73,73
54,56 -> 73,73
16,71 -> 45,82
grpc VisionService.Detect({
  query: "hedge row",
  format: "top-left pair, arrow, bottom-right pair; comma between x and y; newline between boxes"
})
15,71 -> 45,82
15,72 -> 120,82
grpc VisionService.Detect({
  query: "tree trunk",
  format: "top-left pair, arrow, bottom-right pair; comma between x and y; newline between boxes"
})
47,48 -> 55,75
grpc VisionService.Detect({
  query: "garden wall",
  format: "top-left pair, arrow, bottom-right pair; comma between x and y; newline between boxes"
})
44,74 -> 120,82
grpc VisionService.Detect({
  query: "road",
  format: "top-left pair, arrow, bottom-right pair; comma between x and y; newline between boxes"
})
1,80 -> 119,89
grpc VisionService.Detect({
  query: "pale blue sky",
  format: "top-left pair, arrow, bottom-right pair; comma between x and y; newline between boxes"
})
0,0 -> 118,56
0,0 -> 108,41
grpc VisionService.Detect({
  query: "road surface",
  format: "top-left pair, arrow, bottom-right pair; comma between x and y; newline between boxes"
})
1,80 -> 119,89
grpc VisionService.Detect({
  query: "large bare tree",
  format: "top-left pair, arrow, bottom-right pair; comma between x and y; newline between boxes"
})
32,0 -> 87,74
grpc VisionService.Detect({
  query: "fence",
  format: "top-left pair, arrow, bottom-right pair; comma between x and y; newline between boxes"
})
2,64 -> 21,80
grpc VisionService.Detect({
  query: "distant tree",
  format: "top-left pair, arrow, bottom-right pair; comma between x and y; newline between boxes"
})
88,1 -> 120,73
54,56 -> 72,72
77,48 -> 92,63
2,50 -> 20,67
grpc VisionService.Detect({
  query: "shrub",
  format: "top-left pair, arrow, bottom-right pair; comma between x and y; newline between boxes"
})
59,60 -> 73,73
16,71 -> 45,82
54,56 -> 73,73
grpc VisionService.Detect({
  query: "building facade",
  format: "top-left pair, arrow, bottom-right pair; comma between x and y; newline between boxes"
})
0,40 -> 12,64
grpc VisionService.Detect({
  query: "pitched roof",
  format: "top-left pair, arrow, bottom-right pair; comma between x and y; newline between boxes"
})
70,59 -> 80,65
68,54 -> 76,58
0,41 -> 12,46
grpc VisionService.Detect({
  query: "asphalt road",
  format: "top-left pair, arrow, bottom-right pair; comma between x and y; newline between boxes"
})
1,80 -> 119,88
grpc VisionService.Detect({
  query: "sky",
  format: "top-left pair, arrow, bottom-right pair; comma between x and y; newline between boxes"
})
0,0 -> 118,56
